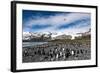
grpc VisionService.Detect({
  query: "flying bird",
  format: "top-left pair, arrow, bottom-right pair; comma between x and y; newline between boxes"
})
64,18 -> 66,21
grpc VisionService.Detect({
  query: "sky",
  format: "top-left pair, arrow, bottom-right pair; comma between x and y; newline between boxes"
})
23,10 -> 91,35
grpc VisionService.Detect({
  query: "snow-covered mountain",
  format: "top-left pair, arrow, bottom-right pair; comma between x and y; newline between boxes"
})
22,29 -> 91,41
23,32 -> 54,41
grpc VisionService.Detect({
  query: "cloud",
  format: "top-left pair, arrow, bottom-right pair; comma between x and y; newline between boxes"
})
23,11 -> 91,35
57,18 -> 90,29
24,12 -> 90,26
